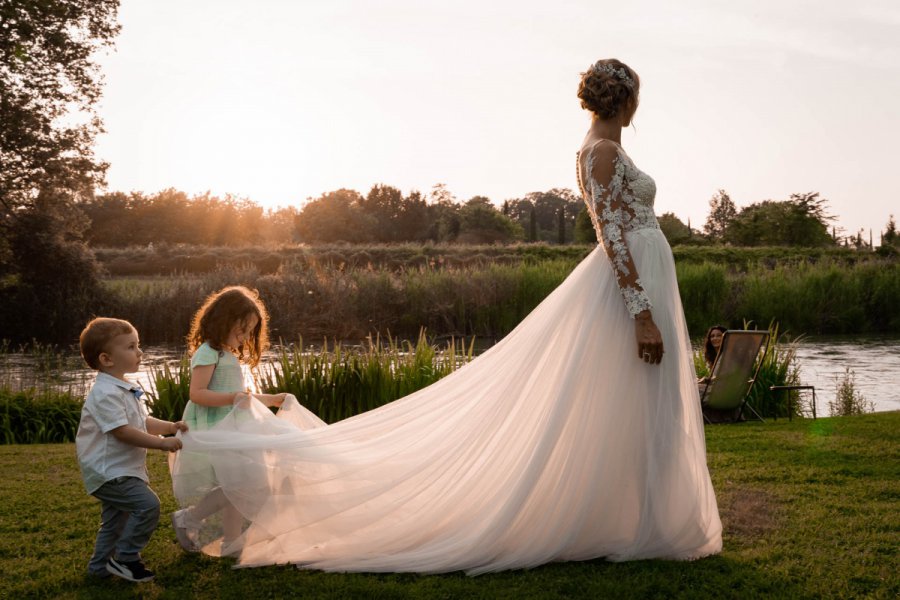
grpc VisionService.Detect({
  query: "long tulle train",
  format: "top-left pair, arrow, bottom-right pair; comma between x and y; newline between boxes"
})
171,228 -> 722,573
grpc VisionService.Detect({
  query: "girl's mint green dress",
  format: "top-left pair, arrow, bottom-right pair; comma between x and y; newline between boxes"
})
176,342 -> 246,496
183,342 -> 245,431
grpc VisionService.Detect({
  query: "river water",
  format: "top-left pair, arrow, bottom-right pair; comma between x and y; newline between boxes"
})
3,336 -> 898,416
790,336 -> 900,415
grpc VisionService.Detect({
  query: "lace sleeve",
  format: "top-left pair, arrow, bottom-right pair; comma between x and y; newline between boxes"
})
587,143 -> 652,317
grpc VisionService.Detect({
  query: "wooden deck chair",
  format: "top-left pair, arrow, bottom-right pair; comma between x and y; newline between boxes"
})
700,330 -> 770,424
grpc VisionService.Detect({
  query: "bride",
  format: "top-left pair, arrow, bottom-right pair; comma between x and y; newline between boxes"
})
170,58 -> 722,574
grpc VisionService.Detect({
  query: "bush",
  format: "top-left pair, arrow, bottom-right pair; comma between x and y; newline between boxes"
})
0,387 -> 82,444
0,209 -> 106,344
828,367 -> 874,416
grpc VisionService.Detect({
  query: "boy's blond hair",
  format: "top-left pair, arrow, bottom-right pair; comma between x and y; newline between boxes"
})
79,318 -> 136,370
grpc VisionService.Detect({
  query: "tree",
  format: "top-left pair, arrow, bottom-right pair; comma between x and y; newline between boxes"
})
574,207 -> 596,243
359,184 -> 405,242
456,198 -> 522,244
884,215 -> 898,246
876,215 -> 899,257
1,0 -> 120,218
703,190 -> 737,241
658,212 -> 692,246
0,192 -> 104,342
528,206 -> 537,242
503,189 -> 580,243
80,191 -> 135,246
723,193 -> 834,247
294,189 -> 376,243
259,206 -> 300,244
0,1 -> 120,342
428,183 -> 456,206
394,190 -> 429,242
557,207 -> 566,244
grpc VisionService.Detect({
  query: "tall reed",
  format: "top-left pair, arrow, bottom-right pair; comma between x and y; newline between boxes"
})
256,330 -> 474,423
144,354 -> 193,422
677,262 -> 729,331
744,322 -> 803,418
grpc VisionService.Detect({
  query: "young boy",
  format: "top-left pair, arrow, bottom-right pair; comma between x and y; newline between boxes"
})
76,317 -> 188,583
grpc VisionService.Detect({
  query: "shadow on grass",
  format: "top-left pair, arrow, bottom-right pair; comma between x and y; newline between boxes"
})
65,551 -> 808,600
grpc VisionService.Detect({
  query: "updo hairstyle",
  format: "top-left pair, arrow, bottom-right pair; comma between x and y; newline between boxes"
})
577,59 -> 640,120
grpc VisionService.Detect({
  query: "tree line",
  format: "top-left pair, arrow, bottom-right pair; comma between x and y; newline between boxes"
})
77,185 -> 586,247
76,184 -> 896,253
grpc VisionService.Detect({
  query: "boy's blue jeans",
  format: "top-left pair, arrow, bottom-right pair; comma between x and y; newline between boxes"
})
87,476 -> 160,575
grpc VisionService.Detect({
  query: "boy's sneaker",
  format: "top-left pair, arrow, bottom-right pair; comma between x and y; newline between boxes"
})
86,569 -> 110,579
106,557 -> 155,582
171,508 -> 201,552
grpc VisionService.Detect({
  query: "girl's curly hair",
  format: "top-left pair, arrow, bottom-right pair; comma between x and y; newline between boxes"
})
187,286 -> 269,367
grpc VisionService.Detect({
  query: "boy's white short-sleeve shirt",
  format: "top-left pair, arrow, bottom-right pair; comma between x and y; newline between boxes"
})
76,372 -> 150,494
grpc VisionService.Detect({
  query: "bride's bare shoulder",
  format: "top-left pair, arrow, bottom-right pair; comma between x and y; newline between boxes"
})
580,139 -> 623,175
580,139 -> 622,160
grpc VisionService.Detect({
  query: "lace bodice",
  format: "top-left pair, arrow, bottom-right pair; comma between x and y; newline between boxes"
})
576,141 -> 660,317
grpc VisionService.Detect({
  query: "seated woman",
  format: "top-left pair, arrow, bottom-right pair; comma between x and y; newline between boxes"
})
698,325 -> 743,423
698,325 -> 727,393
703,325 -> 727,373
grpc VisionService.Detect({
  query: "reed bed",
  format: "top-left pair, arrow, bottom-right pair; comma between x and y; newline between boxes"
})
0,387 -> 82,444
256,331 -> 475,423
139,332 -> 475,425
96,257 -> 900,345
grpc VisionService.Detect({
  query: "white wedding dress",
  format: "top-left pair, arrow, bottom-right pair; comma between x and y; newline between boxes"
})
171,140 -> 722,574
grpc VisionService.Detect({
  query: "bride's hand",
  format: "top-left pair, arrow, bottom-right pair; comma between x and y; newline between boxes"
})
635,310 -> 664,365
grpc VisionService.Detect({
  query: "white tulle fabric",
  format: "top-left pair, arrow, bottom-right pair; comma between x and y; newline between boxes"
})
170,148 -> 722,574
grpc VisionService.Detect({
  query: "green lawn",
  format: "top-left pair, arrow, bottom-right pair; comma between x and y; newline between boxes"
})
2,413 -> 897,599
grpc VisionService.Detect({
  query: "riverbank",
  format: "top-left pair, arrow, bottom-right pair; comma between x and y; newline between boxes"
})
2,412 -> 896,599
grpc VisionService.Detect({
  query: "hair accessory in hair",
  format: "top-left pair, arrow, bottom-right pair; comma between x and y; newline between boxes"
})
591,62 -> 635,89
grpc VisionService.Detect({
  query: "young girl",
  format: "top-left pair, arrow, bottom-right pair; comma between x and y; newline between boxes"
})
171,286 -> 286,555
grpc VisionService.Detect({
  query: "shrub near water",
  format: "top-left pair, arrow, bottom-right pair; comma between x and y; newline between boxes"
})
829,367 -> 874,416
0,387 -> 81,444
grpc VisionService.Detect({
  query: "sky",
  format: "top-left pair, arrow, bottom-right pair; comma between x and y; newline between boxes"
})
93,0 -> 900,239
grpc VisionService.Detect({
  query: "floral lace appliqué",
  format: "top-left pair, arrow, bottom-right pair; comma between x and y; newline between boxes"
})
576,146 -> 659,317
